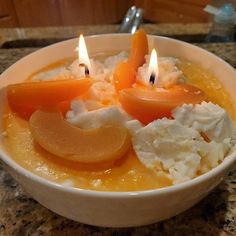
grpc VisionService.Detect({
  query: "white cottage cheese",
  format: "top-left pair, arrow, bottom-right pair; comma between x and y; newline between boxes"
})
137,56 -> 185,88
132,117 -> 233,184
173,102 -> 236,142
66,100 -> 142,133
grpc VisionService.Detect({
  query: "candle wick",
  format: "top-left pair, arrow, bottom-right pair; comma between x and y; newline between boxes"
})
79,63 -> 90,76
84,67 -> 89,76
149,73 -> 155,85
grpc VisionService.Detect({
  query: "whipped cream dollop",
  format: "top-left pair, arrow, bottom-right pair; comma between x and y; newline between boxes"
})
31,52 -> 128,103
173,102 -> 236,142
132,118 -> 232,184
137,56 -> 185,88
68,59 -> 105,80
66,100 -> 142,134
103,51 -> 128,72
88,80 -> 116,104
66,51 -> 128,81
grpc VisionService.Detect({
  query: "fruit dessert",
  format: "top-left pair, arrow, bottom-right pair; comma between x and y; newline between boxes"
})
2,30 -> 236,191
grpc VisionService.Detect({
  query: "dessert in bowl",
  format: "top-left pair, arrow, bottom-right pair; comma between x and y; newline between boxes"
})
0,30 -> 236,227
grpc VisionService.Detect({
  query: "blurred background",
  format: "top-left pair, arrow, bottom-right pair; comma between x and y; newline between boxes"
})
0,0 -> 236,28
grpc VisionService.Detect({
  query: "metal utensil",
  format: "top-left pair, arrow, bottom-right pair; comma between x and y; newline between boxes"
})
118,6 -> 137,33
130,8 -> 144,34
118,6 -> 144,33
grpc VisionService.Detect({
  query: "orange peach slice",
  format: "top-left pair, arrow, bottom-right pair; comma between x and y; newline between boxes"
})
9,99 -> 72,120
114,62 -> 136,91
128,28 -> 149,69
114,29 -> 148,91
7,78 -> 92,107
7,78 -> 92,119
119,84 -> 207,124
29,109 -> 131,163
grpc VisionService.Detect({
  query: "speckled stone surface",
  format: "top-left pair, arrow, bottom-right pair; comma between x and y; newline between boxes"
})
0,161 -> 235,235
0,23 -> 211,47
0,42 -> 235,73
0,26 -> 236,235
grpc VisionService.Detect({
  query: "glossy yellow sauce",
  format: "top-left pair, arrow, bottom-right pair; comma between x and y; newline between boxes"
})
3,55 -> 236,191
178,61 -> 236,120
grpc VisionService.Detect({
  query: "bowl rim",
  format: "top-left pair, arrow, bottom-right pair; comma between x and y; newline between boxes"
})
0,33 -> 236,198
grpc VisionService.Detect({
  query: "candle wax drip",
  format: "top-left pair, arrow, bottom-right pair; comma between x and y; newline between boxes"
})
79,63 -> 90,76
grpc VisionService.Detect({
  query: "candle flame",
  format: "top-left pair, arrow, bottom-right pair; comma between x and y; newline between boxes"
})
148,49 -> 159,85
76,34 -> 91,70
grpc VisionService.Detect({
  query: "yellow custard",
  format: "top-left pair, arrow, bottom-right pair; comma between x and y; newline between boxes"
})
3,57 -> 236,192
178,61 -> 236,121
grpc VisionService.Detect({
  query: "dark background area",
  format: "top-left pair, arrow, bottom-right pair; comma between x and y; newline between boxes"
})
0,0 -> 235,28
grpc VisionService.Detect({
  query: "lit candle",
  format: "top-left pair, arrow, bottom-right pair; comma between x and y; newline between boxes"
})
119,47 -> 206,124
138,48 -> 184,89
76,34 -> 91,76
136,48 -> 161,88
148,49 -> 159,86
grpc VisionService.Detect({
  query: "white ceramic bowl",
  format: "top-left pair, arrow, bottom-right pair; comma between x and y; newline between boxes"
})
0,34 -> 236,227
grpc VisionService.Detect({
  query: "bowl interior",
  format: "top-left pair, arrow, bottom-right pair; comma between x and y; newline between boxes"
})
0,34 -> 236,193
1,34 -> 236,101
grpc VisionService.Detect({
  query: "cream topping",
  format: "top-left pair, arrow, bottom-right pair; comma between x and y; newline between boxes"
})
132,118 -> 232,184
66,100 -> 142,133
172,102 -> 236,142
137,56 -> 185,88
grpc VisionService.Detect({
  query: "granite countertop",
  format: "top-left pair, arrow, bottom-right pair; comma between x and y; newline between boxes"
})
0,23 -> 211,47
0,24 -> 236,235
